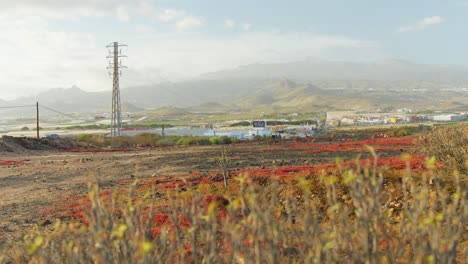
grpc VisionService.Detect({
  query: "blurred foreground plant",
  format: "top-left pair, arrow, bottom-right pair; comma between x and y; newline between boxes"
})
1,155 -> 466,263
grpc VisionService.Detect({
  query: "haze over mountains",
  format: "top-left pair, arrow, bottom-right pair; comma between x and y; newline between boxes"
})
201,58 -> 468,83
1,58 -> 467,116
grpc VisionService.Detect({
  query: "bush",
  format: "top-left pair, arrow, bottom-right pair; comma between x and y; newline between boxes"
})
62,124 -> 110,130
157,136 -> 179,146
210,136 -> 233,145
76,134 -> 108,147
420,124 -> 468,172
209,137 -> 221,145
133,133 -> 161,146
76,133 -> 181,147
253,135 -> 264,141
391,128 -> 410,137
196,138 -> 212,146
76,133 -> 92,142
177,136 -> 197,146
230,121 -> 251,127
3,162 -> 466,263
177,136 -> 214,146
20,126 -> 29,131
110,136 -> 132,148
219,136 -> 232,144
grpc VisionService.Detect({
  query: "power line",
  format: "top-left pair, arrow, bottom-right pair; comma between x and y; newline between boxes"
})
39,105 -> 76,119
0,105 -> 35,109
0,103 -> 75,119
1,102 -> 110,139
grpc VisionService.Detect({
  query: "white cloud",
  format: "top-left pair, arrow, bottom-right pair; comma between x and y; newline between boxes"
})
157,9 -> 185,22
176,16 -> 205,30
225,19 -> 236,28
225,20 -> 252,31
0,1 -> 204,31
135,2 -> 205,30
0,15 -> 105,99
137,2 -> 186,23
133,1 -> 206,30
116,5 -> 131,22
0,1 -> 379,99
135,24 -> 155,34
0,0 -> 124,19
243,23 -> 252,31
128,32 -> 378,81
398,16 -> 444,32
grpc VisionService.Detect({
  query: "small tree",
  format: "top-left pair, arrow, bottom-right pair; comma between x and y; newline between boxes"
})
21,126 -> 29,131
216,146 -> 231,188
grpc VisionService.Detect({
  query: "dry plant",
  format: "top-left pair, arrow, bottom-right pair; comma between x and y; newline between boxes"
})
1,154 -> 466,264
216,146 -> 231,188
420,124 -> 468,173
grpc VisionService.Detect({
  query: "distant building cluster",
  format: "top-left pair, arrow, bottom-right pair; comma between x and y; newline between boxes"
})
204,129 -> 273,140
326,111 -> 467,127
202,124 -> 319,140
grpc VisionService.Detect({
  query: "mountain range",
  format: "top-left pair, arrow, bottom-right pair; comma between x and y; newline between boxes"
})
1,58 -> 467,117
201,58 -> 468,84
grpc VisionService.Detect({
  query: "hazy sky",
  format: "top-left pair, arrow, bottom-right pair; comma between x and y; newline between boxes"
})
0,0 -> 466,99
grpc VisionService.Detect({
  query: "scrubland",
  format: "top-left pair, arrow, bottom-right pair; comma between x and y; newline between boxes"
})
0,125 -> 466,263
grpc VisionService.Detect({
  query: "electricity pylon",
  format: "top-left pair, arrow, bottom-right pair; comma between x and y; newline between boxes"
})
106,42 -> 127,137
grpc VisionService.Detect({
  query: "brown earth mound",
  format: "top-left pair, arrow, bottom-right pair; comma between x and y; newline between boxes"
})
0,136 -> 84,153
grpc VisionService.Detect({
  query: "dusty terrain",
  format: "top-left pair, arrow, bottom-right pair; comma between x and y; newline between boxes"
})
0,136 -> 406,247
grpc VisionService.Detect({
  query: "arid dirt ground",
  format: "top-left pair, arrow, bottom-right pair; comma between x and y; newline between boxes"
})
0,136 -> 405,247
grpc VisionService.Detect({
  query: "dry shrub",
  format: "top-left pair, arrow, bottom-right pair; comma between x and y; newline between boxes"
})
1,159 -> 466,264
420,124 -> 468,173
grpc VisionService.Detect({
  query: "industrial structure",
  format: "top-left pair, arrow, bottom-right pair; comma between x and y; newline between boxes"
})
106,42 -> 127,137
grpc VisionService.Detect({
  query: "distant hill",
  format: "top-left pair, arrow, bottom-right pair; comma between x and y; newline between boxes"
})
152,106 -> 190,116
200,58 -> 468,84
120,79 -> 270,108
0,59 -> 467,117
1,86 -> 109,115
189,102 -> 237,113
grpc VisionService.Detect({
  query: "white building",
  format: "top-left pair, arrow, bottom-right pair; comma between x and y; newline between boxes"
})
340,118 -> 355,126
204,130 -> 247,140
248,129 -> 272,138
433,115 -> 453,121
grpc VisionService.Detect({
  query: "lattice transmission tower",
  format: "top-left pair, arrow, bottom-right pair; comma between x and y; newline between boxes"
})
106,42 -> 127,137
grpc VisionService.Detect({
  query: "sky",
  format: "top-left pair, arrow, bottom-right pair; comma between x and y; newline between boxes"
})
0,0 -> 467,99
